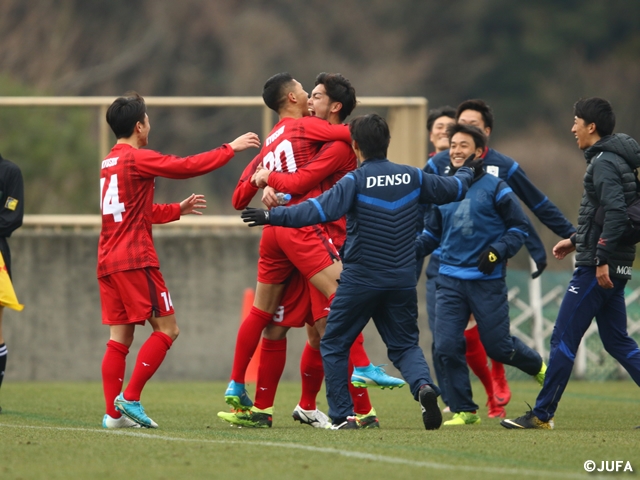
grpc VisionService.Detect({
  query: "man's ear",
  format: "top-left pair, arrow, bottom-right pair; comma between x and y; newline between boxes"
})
330,102 -> 343,115
587,122 -> 597,135
287,91 -> 297,104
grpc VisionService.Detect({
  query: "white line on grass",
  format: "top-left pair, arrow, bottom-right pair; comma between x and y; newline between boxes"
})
0,423 -> 592,479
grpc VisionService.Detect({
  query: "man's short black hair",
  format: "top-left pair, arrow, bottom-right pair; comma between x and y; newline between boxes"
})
447,123 -> 487,151
574,97 -> 615,137
263,72 -> 295,113
456,99 -> 494,131
106,92 -> 146,139
427,106 -> 456,133
349,113 -> 390,160
315,72 -> 357,122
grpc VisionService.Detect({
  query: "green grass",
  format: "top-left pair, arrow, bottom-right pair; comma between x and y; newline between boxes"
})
0,381 -> 638,479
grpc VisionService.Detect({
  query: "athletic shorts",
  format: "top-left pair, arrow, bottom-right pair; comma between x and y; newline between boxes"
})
98,267 -> 175,325
258,225 -> 339,284
269,271 -> 331,328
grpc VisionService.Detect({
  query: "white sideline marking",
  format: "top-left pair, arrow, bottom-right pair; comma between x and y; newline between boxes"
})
0,423 -> 589,479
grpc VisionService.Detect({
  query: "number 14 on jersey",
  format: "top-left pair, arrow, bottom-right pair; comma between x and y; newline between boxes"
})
100,174 -> 126,222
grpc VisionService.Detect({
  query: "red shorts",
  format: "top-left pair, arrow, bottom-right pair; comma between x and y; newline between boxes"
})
258,225 -> 339,284
99,268 -> 175,325
269,271 -> 331,328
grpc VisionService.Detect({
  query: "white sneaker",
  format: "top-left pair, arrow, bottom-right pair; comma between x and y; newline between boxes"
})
292,404 -> 331,429
103,414 -> 141,429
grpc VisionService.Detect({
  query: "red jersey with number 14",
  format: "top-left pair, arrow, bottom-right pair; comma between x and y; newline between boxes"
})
97,143 -> 234,278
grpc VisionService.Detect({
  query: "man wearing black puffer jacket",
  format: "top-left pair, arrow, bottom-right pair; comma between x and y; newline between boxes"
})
502,97 -> 640,430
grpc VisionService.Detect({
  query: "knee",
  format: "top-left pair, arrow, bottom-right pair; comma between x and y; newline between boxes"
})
163,324 -> 179,341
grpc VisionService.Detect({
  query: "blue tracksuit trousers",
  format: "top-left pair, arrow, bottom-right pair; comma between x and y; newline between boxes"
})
320,282 -> 438,421
534,266 -> 640,421
435,274 -> 543,413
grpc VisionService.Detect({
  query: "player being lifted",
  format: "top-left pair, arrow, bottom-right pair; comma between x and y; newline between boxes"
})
221,73 -> 402,428
99,92 -> 259,428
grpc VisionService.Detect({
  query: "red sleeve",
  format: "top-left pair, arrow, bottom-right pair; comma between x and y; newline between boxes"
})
301,117 -> 351,144
267,141 -> 353,195
134,144 -> 235,179
231,153 -> 262,210
151,203 -> 181,224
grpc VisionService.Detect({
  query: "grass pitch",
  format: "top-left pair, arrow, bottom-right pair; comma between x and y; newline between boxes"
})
0,380 -> 638,479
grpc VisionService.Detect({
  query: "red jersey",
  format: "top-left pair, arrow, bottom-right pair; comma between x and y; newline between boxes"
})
97,143 -> 234,277
267,140 -> 356,247
231,116 -> 350,209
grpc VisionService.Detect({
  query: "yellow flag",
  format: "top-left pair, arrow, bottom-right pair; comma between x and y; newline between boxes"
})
0,252 -> 23,311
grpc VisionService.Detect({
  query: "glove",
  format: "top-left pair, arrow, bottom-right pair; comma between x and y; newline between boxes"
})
463,153 -> 484,178
477,247 -> 501,275
241,207 -> 270,227
531,262 -> 547,279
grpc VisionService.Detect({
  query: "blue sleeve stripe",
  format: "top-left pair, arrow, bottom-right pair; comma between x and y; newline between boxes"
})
421,229 -> 440,241
357,188 -> 420,210
495,186 -> 513,202
427,158 -> 439,175
455,177 -> 463,200
508,227 -> 529,237
506,162 -> 519,180
417,168 -> 423,186
532,196 -> 548,211
345,173 -> 356,182
310,198 -> 327,222
627,348 -> 640,359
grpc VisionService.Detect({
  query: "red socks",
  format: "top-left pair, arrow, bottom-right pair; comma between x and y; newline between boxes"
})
348,332 -> 369,368
299,342 -> 324,410
464,325 -> 494,399
123,331 -> 173,402
230,306 -> 273,384
254,338 -> 287,410
348,360 -> 372,415
102,340 -> 129,417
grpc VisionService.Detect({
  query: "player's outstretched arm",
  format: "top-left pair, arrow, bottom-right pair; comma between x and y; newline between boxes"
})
229,132 -> 261,152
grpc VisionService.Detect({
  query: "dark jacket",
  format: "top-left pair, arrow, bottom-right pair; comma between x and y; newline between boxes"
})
575,134 -> 640,279
269,158 -> 474,289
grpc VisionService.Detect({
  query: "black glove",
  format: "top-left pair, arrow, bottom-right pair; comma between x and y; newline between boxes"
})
463,153 -> 484,178
531,262 -> 547,279
241,207 -> 270,227
477,247 -> 501,275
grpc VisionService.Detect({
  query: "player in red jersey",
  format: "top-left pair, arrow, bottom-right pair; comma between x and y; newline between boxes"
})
98,92 -> 260,429
219,73 -> 403,429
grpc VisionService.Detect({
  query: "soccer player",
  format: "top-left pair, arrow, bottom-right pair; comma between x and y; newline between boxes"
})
423,99 -> 575,411
417,123 -> 547,426
221,73 -> 401,429
242,113 -> 481,430
502,98 -> 640,430
99,92 -> 260,428
0,153 -> 24,414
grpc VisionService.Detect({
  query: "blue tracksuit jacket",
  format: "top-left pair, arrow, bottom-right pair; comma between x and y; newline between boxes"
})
269,158 -> 475,288
423,147 -> 575,273
417,173 -> 529,279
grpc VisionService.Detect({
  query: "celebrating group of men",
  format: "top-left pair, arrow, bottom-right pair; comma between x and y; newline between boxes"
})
95,71 -> 640,432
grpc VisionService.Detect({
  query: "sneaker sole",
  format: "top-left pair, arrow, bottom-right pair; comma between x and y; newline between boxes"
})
443,418 -> 481,426
351,380 -> 405,390
419,388 -> 442,430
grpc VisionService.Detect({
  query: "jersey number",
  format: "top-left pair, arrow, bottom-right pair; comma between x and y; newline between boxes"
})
100,174 -> 126,222
161,291 -> 173,311
263,139 -> 297,173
